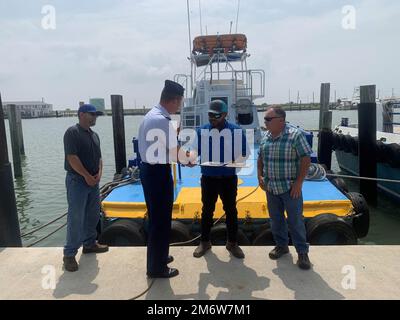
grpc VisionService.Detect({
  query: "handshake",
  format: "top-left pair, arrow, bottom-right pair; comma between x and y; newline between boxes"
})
177,149 -> 198,168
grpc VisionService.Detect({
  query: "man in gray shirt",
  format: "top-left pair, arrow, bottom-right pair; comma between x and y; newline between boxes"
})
63,104 -> 108,272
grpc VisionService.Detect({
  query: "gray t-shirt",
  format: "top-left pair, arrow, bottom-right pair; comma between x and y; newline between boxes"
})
64,124 -> 102,176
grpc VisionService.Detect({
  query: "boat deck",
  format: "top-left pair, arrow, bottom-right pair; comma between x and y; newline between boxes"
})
1,246 -> 399,300
102,164 -> 353,219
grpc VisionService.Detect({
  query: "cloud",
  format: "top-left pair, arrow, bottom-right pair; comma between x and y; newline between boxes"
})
0,0 -> 399,108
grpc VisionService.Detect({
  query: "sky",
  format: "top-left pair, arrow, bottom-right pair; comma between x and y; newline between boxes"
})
0,0 -> 399,110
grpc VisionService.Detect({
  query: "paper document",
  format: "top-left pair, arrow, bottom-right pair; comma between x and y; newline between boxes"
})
199,162 -> 249,168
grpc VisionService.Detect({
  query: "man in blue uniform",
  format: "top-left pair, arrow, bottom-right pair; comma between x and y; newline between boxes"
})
63,104 -> 108,272
138,80 -> 184,278
193,100 -> 249,259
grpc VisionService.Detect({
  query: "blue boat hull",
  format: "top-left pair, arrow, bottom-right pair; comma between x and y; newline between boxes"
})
335,150 -> 400,202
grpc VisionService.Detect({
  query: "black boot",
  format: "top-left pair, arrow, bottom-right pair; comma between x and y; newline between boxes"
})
63,256 -> 78,272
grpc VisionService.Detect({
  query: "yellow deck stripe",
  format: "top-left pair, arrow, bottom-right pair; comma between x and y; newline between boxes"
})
102,187 -> 353,219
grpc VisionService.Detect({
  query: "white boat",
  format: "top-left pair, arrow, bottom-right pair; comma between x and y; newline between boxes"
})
333,99 -> 400,202
176,34 -> 265,142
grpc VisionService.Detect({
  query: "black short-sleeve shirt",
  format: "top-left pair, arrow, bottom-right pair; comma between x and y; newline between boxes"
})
64,124 -> 102,176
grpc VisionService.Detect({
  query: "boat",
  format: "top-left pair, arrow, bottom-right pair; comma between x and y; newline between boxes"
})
333,99 -> 400,202
97,33 -> 370,247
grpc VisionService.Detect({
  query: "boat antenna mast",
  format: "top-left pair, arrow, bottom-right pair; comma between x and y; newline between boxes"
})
235,0 -> 241,33
199,0 -> 203,35
186,0 -> 194,96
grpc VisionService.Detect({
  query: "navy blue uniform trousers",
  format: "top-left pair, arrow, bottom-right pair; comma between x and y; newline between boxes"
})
140,163 -> 173,274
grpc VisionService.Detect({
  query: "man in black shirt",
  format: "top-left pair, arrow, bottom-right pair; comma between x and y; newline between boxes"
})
63,104 -> 108,272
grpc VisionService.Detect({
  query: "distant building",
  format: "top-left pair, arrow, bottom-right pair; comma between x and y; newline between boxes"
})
89,98 -> 106,112
4,100 -> 53,118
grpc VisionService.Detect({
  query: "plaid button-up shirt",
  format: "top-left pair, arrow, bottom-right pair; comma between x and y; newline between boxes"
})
259,125 -> 313,195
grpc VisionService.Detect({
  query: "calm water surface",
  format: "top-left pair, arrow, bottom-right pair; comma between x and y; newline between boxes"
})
4,110 -> 400,246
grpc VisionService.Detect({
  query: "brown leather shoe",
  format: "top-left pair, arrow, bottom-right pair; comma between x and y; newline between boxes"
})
63,256 -> 78,272
193,241 -> 212,258
269,246 -> 289,260
82,241 -> 109,254
226,242 -> 245,259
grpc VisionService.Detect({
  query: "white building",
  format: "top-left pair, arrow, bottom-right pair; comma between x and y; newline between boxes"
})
4,101 -> 53,118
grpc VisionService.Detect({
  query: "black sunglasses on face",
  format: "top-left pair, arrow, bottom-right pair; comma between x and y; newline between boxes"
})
209,112 -> 223,119
264,116 -> 282,122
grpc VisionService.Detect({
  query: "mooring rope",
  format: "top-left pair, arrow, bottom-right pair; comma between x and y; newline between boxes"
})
307,163 -> 400,184
23,170 -> 140,246
326,173 -> 400,184
21,212 -> 68,237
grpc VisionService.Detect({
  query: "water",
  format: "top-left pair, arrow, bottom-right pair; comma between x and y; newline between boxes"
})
3,110 -> 400,246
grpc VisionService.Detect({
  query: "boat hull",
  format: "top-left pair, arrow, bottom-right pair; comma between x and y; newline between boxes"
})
335,150 -> 400,202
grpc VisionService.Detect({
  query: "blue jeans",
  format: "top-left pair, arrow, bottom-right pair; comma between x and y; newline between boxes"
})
64,172 -> 100,257
266,191 -> 309,254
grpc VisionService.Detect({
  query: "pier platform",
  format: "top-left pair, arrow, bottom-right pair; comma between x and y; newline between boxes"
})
0,246 -> 399,300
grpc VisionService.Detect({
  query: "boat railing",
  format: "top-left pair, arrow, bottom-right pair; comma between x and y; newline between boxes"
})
181,104 -> 207,128
234,69 -> 265,101
174,74 -> 191,98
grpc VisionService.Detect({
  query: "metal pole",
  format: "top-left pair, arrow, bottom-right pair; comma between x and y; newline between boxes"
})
111,95 -> 127,175
235,0 -> 241,33
186,0 -> 194,96
199,0 -> 203,35
359,85 -> 377,205
0,94 -> 22,247
7,105 -> 22,178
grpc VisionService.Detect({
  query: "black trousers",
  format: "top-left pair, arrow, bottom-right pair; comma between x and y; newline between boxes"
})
201,175 -> 238,242
140,163 -> 173,274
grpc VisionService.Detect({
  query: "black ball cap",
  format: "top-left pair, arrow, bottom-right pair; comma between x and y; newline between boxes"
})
164,80 -> 185,96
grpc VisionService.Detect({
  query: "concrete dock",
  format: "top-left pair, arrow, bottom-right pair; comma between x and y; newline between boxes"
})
0,246 -> 399,300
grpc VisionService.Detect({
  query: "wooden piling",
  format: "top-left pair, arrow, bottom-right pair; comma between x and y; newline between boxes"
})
318,83 -> 333,170
382,102 -> 393,133
7,105 -> 23,178
318,83 -> 330,131
359,85 -> 377,205
15,109 -> 25,155
111,95 -> 127,174
0,94 -> 22,247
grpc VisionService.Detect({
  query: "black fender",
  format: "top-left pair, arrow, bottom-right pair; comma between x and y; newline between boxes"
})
210,223 -> 250,246
347,192 -> 370,238
170,220 -> 193,245
306,213 -> 358,245
98,219 -> 145,246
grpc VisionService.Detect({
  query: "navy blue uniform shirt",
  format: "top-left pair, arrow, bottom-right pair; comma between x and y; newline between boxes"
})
196,121 -> 248,176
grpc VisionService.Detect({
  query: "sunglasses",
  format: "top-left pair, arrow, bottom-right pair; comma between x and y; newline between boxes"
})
87,112 -> 97,117
264,116 -> 283,122
208,112 -> 223,119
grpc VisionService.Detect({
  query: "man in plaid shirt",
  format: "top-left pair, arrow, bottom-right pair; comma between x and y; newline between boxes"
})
257,107 -> 312,270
